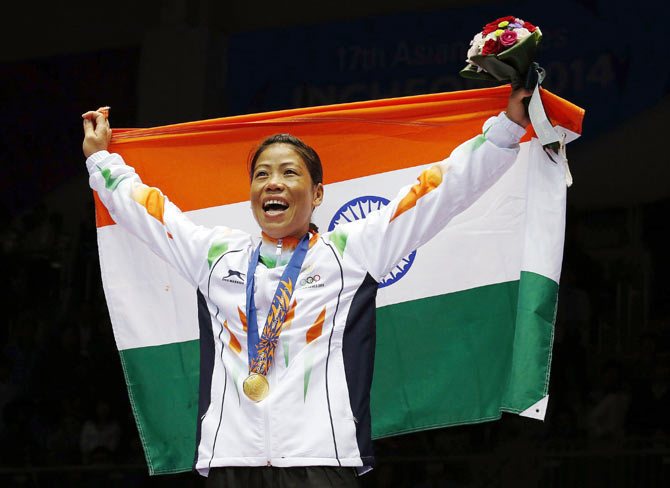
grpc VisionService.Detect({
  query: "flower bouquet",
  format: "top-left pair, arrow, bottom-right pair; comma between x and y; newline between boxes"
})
460,16 -> 542,88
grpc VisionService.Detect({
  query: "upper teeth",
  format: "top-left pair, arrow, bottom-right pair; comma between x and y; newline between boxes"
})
265,200 -> 286,206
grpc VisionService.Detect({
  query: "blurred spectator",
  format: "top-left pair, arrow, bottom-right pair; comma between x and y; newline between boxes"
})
628,357 -> 670,442
630,331 -> 661,381
0,357 -> 18,428
46,395 -> 85,465
80,399 -> 121,464
0,357 -> 19,465
585,361 -> 630,443
3,313 -> 43,392
374,463 -> 400,488
411,461 -> 452,488
1,397 -> 42,466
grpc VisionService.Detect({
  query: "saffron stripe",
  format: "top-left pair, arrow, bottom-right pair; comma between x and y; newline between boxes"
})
96,87 -> 583,228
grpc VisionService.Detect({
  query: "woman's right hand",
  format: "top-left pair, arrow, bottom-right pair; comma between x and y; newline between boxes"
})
82,107 -> 111,158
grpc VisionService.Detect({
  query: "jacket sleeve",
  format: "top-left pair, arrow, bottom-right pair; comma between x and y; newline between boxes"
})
338,112 -> 527,282
87,150 -> 224,287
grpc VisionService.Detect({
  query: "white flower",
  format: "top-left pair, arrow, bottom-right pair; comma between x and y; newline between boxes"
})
514,27 -> 531,41
484,31 -> 497,42
467,35 -> 482,59
470,32 -> 483,46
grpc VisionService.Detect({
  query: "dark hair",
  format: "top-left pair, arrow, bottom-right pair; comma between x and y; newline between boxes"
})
249,134 -> 323,233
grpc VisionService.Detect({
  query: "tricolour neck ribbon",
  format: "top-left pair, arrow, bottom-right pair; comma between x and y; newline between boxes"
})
245,234 -> 309,375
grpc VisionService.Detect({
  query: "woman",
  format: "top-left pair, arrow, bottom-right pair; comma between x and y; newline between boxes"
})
82,88 -> 531,487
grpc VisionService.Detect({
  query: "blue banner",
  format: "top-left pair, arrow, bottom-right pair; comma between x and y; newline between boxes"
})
227,1 -> 668,135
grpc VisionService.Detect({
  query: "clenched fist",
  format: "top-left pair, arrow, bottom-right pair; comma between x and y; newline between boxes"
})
505,87 -> 532,128
82,107 -> 111,158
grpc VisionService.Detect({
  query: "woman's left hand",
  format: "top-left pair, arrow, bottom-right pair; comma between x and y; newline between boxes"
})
505,87 -> 533,128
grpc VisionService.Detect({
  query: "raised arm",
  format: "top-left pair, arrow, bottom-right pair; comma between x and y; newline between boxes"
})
82,109 -> 230,287
340,88 -> 531,281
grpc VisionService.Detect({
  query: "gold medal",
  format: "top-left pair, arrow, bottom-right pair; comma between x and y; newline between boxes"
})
243,373 -> 269,402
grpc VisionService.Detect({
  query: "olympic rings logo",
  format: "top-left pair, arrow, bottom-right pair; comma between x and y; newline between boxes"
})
300,275 -> 321,286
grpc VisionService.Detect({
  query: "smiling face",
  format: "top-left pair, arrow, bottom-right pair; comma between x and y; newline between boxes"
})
250,143 -> 324,239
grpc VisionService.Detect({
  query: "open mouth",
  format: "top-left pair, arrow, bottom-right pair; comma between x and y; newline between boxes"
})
263,199 -> 289,214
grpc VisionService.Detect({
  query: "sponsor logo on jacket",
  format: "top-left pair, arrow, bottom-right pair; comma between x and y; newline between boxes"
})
221,269 -> 245,285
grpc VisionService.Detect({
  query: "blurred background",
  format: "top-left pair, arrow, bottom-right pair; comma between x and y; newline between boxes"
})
1,0 -> 669,486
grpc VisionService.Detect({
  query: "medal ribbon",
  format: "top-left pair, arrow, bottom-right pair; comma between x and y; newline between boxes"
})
245,234 -> 309,376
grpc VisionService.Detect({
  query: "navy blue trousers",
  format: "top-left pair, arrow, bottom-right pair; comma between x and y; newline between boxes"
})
206,466 -> 360,487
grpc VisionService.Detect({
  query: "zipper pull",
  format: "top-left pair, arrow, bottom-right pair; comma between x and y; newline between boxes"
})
276,239 -> 283,256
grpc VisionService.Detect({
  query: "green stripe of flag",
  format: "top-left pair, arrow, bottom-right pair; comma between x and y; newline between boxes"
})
502,271 -> 557,412
371,271 -> 557,437
119,340 -> 200,475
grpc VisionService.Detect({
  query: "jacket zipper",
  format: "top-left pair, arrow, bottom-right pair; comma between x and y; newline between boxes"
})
264,238 -> 282,467
264,367 -> 273,466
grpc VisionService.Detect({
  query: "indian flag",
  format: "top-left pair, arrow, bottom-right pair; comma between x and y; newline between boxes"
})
95,86 -> 584,474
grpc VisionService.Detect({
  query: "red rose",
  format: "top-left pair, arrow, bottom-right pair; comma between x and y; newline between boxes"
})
482,23 -> 498,35
493,15 -> 516,24
482,16 -> 516,35
482,38 -> 502,55
523,21 -> 537,32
